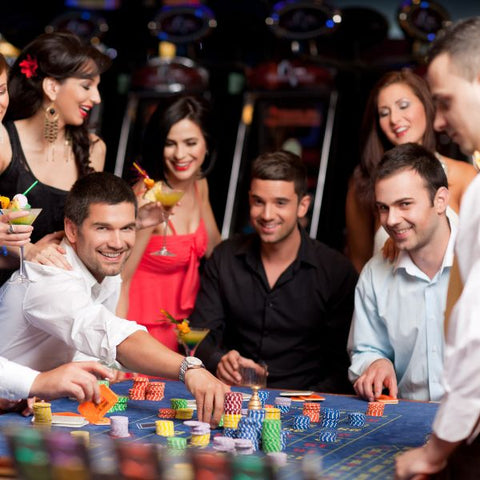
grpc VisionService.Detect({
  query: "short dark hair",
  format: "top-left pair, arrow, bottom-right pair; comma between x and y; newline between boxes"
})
65,172 -> 137,225
251,150 -> 308,198
375,143 -> 448,204
427,17 -> 480,82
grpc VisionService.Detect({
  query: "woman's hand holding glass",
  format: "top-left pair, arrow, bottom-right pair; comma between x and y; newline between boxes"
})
0,211 -> 34,248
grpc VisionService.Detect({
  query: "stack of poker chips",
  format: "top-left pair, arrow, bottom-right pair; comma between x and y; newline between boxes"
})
317,429 -> 337,443
267,451 -> 288,467
321,408 -> 340,429
261,419 -> 283,453
167,436 -> 187,450
129,377 -> 149,400
234,438 -> 255,455
366,401 -> 385,417
155,420 -> 175,437
236,417 -> 262,451
224,392 -> 243,414
108,395 -> 128,413
302,402 -> 321,423
70,430 -> 90,447
110,416 -> 130,438
145,382 -> 165,401
293,415 -> 311,430
33,402 -> 52,425
274,396 -> 291,414
212,436 -> 236,453
247,408 -> 265,422
170,398 -> 189,410
185,420 -> 211,446
258,390 -> 269,407
348,412 -> 366,427
264,407 -> 281,420
158,407 -> 176,419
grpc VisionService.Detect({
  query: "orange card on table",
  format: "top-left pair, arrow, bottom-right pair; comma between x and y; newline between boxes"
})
377,394 -> 399,404
78,384 -> 118,423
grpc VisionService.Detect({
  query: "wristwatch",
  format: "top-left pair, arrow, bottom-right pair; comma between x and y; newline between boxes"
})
179,356 -> 205,383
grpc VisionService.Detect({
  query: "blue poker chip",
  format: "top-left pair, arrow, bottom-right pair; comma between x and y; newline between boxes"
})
318,429 -> 337,443
321,418 -> 338,429
223,428 -> 238,438
322,408 -> 340,420
293,415 -> 311,430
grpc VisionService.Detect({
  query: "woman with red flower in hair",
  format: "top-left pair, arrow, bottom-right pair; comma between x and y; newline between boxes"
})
0,31 -> 111,283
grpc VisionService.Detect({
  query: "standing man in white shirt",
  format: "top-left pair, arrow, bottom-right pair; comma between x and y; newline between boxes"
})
395,17 -> 480,479
348,142 -> 455,402
0,172 -> 228,425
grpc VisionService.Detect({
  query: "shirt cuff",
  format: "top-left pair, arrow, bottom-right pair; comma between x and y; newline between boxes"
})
0,362 -> 40,400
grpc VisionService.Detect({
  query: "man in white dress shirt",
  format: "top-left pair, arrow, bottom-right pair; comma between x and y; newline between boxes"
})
348,142 -> 454,402
0,172 -> 228,425
395,17 -> 480,479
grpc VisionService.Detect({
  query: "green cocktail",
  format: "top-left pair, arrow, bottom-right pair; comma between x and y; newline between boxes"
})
1,208 -> 42,284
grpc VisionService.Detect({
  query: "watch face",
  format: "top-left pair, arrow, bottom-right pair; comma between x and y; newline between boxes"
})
187,356 -> 203,366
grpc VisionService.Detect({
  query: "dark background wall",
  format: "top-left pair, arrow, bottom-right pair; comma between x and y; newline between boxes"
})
1,1 -> 480,253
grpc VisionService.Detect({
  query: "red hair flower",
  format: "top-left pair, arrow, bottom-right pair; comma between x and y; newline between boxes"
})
19,55 -> 38,79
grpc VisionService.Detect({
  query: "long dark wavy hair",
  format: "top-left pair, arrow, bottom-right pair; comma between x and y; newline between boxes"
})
6,31 -> 111,177
354,69 -> 437,210
141,95 -> 216,185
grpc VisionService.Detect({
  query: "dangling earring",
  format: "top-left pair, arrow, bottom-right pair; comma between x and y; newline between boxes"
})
44,103 -> 58,161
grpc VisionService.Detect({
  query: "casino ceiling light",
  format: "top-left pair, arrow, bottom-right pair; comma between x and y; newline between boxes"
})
266,0 -> 342,41
148,4 -> 217,44
397,0 -> 450,43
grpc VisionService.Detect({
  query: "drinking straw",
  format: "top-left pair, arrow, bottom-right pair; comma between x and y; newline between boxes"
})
22,180 -> 38,196
133,162 -> 150,179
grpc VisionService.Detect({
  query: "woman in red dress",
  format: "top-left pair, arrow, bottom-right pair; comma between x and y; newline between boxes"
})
118,95 -> 221,352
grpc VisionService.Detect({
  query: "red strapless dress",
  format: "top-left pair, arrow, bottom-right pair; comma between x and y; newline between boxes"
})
127,218 -> 208,352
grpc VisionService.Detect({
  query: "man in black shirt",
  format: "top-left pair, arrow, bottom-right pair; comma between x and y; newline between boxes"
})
191,151 -> 358,392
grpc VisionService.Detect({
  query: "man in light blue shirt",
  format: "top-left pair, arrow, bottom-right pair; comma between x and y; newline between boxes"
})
348,142 -> 455,402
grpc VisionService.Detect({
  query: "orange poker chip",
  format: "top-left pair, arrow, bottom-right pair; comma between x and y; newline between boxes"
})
78,384 -> 118,423
377,394 -> 399,404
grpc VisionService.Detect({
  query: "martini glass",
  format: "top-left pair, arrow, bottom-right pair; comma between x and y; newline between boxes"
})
1,208 -> 42,284
239,362 -> 268,410
176,327 -> 210,357
144,181 -> 184,256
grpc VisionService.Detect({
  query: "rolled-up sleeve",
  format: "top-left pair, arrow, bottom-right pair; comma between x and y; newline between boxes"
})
23,269 -> 146,367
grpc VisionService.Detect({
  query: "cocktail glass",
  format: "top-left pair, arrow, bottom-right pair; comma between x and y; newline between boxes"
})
1,208 -> 42,284
144,181 -> 184,256
176,327 -> 210,357
239,362 -> 268,410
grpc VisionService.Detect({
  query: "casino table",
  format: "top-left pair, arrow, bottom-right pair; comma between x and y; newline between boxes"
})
0,379 -> 438,479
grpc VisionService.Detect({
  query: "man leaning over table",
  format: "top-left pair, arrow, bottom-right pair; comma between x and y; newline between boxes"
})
0,172 -> 228,424
347,143 -> 455,403
191,150 -> 358,392
396,17 -> 480,479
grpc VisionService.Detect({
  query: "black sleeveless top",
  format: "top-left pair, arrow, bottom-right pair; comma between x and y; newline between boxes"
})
0,121 -> 68,243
